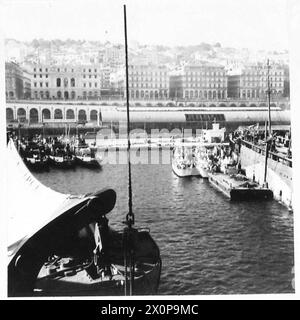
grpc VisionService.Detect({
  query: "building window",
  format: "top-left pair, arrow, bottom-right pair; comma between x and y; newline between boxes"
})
39,68 -> 42,72
46,82 -> 49,87
40,82 -> 43,87
95,83 -> 97,87
46,74 -> 48,78
34,82 -> 37,87
40,75 -> 42,78
56,78 -> 61,87
45,68 -> 48,72
54,108 -> 63,119
34,74 -> 36,78
57,68 -> 60,72
71,78 -> 75,87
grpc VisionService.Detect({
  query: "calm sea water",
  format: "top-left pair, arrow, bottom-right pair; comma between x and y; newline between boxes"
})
33,150 -> 294,295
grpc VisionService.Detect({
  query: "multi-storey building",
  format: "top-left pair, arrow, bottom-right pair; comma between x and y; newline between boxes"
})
30,64 -> 111,100
282,65 -> 290,98
23,69 -> 32,99
103,44 -> 124,70
5,62 -> 31,99
169,64 -> 228,100
128,64 -> 169,99
227,64 -> 285,99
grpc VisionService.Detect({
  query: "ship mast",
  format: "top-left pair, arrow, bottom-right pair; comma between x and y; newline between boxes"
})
123,4 -> 135,297
266,59 -> 272,136
263,59 -> 272,185
124,5 -> 133,222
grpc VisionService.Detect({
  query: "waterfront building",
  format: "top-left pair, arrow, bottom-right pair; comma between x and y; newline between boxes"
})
128,64 -> 169,99
6,60 -> 289,104
169,64 -> 228,100
5,101 -> 290,132
227,63 -> 285,99
5,62 -> 31,100
30,64 -> 111,100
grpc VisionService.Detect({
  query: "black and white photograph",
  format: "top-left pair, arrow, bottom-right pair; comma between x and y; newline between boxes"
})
1,0 -> 299,299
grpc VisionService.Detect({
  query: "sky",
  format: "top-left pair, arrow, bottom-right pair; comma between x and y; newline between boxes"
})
0,0 -> 291,50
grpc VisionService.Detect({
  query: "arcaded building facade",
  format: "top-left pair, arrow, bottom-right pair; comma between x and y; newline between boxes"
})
128,64 -> 169,99
227,64 -> 285,99
169,64 -> 228,100
31,64 -> 111,100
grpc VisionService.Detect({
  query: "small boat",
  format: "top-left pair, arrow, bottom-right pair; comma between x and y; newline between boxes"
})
49,153 -> 76,169
75,147 -> 102,169
208,171 -> 273,201
19,141 -> 49,172
7,139 -> 161,296
23,151 -> 49,172
48,145 -> 76,169
171,147 -> 200,177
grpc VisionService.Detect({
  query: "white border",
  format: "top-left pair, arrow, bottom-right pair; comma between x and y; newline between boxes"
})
0,0 -> 299,300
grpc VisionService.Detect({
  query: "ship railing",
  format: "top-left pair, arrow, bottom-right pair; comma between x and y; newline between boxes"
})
240,139 -> 292,168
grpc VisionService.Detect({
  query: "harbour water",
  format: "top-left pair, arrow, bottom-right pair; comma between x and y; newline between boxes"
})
33,149 -> 294,295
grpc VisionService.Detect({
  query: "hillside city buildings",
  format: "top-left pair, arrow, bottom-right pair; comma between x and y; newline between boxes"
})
5,40 -> 290,102
5,60 -> 289,102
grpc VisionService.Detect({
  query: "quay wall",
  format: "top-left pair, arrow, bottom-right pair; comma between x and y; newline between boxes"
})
239,145 -> 293,208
